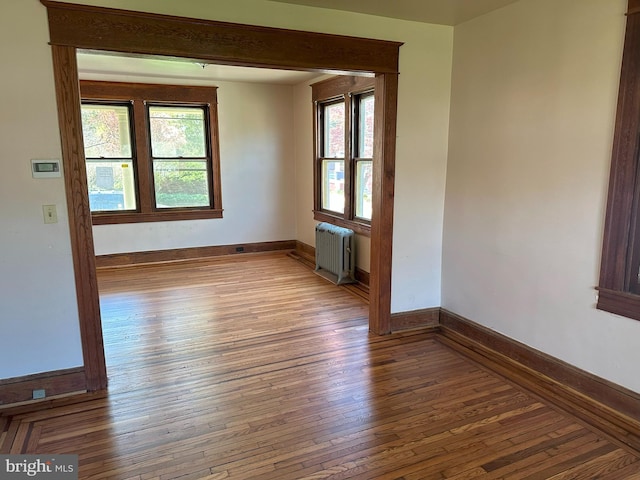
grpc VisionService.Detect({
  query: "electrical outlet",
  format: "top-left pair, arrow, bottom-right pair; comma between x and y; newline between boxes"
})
33,389 -> 46,400
43,204 -> 58,224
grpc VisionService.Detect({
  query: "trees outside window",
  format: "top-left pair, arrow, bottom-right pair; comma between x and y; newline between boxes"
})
80,81 -> 222,225
312,76 -> 375,235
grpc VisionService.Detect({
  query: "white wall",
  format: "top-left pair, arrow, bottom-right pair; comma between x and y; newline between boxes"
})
443,0 -> 640,393
80,75 -> 297,255
0,0 -> 84,378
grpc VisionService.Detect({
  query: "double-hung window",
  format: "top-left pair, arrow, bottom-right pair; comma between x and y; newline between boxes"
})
313,76 -> 375,235
82,103 -> 136,212
80,81 -> 222,225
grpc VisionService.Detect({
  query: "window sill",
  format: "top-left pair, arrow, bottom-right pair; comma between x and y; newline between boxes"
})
92,209 -> 223,225
313,211 -> 371,236
596,288 -> 640,322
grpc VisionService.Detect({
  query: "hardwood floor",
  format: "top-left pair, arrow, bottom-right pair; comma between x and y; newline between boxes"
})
2,252 -> 638,479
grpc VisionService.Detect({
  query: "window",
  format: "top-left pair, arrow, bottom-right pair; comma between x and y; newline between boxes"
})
80,81 -> 222,224
597,3 -> 640,321
312,76 -> 375,235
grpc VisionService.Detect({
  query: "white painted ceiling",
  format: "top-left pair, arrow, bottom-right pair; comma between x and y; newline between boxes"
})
77,51 -> 321,86
77,0 -> 521,85
268,0 -> 521,26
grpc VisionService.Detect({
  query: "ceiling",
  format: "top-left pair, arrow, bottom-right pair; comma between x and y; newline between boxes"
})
77,51 -> 321,86
77,0 -> 521,85
269,0 -> 521,26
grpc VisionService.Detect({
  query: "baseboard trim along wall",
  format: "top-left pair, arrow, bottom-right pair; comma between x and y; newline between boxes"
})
0,367 -> 86,407
438,309 -> 640,453
95,240 -> 297,268
5,249 -> 639,452
390,308 -> 440,332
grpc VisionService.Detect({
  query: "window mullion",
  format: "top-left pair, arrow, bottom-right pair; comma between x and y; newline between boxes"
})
133,99 -> 153,213
313,100 -> 322,213
207,102 -> 222,210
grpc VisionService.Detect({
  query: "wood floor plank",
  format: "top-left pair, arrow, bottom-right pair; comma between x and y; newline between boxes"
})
1,252 -> 637,479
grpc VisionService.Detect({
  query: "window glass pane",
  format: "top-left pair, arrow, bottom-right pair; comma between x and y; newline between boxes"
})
355,160 -> 373,220
358,95 -> 375,158
323,102 -> 345,158
149,106 -> 206,158
153,159 -> 210,208
86,160 -> 136,212
81,104 -> 132,158
321,160 -> 345,213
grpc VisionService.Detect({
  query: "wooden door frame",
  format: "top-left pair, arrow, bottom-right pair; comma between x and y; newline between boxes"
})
41,0 -> 401,391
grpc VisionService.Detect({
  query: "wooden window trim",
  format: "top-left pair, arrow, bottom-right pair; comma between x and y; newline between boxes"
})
312,75 -> 375,236
597,0 -> 640,321
80,81 -> 223,225
353,91 -> 374,222
42,0 -> 401,391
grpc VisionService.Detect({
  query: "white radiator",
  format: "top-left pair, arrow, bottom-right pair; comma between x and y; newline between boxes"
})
315,222 -> 355,285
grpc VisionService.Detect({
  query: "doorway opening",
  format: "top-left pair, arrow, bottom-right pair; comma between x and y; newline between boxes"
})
42,0 -> 400,391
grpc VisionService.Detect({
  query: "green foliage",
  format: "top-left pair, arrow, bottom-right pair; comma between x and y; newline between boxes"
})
154,161 -> 209,207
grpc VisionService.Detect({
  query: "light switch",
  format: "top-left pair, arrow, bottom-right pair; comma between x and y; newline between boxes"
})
43,205 -> 58,224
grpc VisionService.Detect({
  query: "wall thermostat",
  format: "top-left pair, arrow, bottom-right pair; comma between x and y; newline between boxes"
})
32,159 -> 61,178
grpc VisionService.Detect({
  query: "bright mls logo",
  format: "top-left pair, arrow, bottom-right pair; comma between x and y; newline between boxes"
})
0,455 -> 77,479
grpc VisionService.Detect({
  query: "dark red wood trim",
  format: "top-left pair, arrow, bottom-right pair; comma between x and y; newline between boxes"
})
92,209 -> 224,225
294,240 -> 316,261
439,309 -> 640,452
95,241 -> 297,268
311,75 -> 375,102
50,45 -> 107,392
209,89 -> 223,213
599,10 -> 640,290
597,1 -> 640,320
354,267 -> 370,287
390,308 -> 440,332
597,288 -> 640,321
369,73 -> 398,335
0,368 -> 86,406
313,211 -> 371,236
80,80 -> 219,101
629,0 -> 640,15
41,1 -> 402,74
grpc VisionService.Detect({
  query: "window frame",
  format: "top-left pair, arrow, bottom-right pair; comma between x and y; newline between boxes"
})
597,1 -> 640,321
318,97 -> 347,215
81,100 -> 138,213
80,80 -> 223,225
312,76 -> 375,236
353,91 -> 375,222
